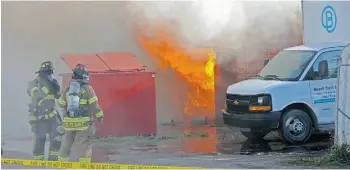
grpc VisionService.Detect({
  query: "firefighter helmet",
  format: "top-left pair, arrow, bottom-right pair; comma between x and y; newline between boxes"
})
36,61 -> 54,75
72,64 -> 89,82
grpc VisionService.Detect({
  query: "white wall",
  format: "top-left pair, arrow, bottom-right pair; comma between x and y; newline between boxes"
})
303,0 -> 350,45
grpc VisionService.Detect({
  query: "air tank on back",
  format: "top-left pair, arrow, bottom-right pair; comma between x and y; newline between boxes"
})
67,81 -> 81,117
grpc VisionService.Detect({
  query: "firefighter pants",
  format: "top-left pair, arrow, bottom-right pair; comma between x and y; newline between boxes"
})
32,117 -> 62,160
58,124 -> 95,162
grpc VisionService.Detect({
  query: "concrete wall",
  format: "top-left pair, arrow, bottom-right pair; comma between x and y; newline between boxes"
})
1,1 -> 185,138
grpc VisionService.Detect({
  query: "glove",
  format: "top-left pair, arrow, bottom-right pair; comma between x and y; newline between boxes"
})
28,103 -> 37,113
56,124 -> 64,136
54,135 -> 62,142
48,74 -> 55,81
31,124 -> 37,133
55,92 -> 61,99
98,117 -> 104,123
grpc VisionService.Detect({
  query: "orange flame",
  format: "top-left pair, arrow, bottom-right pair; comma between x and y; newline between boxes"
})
137,26 -> 216,120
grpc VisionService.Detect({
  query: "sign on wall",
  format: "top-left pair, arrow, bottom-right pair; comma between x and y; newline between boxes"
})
321,5 -> 337,33
303,1 -> 350,44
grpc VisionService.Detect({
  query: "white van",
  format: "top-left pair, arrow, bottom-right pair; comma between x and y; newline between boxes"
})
222,42 -> 349,144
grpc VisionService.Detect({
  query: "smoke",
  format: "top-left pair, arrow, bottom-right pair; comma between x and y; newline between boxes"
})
125,0 -> 302,67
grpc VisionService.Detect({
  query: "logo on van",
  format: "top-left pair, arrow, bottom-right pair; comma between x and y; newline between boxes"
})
321,5 -> 337,33
233,100 -> 239,105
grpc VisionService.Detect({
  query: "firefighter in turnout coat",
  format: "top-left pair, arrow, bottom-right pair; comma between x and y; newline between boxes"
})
58,64 -> 104,162
27,61 -> 63,160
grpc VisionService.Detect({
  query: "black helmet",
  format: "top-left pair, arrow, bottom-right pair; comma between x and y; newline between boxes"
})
72,64 -> 90,82
36,61 -> 54,75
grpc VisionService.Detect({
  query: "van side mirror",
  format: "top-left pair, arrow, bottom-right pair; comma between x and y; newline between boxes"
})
318,60 -> 329,77
264,59 -> 270,67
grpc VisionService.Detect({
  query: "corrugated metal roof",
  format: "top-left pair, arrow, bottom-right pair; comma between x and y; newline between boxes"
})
61,52 -> 146,72
61,54 -> 110,72
97,52 -> 146,71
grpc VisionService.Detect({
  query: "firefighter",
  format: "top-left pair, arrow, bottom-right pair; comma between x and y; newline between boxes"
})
58,64 -> 104,162
27,61 -> 63,160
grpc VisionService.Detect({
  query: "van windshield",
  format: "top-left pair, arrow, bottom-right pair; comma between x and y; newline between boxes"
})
258,50 -> 317,81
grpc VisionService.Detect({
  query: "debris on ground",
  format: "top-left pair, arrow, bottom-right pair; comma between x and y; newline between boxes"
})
288,144 -> 350,167
183,132 -> 210,138
93,135 -> 177,147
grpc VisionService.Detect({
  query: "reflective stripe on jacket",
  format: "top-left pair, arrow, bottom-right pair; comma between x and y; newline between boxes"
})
29,110 -> 57,121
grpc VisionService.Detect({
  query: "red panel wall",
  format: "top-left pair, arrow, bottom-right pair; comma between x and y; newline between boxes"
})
61,72 -> 157,137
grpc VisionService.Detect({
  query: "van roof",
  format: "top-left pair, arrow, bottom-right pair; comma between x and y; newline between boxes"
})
285,42 -> 349,51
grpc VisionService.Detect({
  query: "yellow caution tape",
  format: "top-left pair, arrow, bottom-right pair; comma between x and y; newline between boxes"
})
1,158 -> 204,169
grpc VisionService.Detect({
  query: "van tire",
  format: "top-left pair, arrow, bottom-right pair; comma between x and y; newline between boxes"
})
241,131 -> 269,140
279,109 -> 312,144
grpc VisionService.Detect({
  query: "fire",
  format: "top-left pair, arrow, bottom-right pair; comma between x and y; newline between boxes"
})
137,26 -> 216,118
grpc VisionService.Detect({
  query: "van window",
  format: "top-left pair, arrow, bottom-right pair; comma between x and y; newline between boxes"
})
306,50 -> 341,80
258,50 -> 317,81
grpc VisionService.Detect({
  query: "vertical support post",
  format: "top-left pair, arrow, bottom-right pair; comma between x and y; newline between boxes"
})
335,44 -> 350,146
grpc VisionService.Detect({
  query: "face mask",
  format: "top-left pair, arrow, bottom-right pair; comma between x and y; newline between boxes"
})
83,75 -> 89,82
48,74 -> 55,81
83,77 -> 89,84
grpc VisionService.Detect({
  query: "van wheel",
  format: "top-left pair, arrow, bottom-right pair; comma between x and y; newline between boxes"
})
241,131 -> 269,140
279,109 -> 312,144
